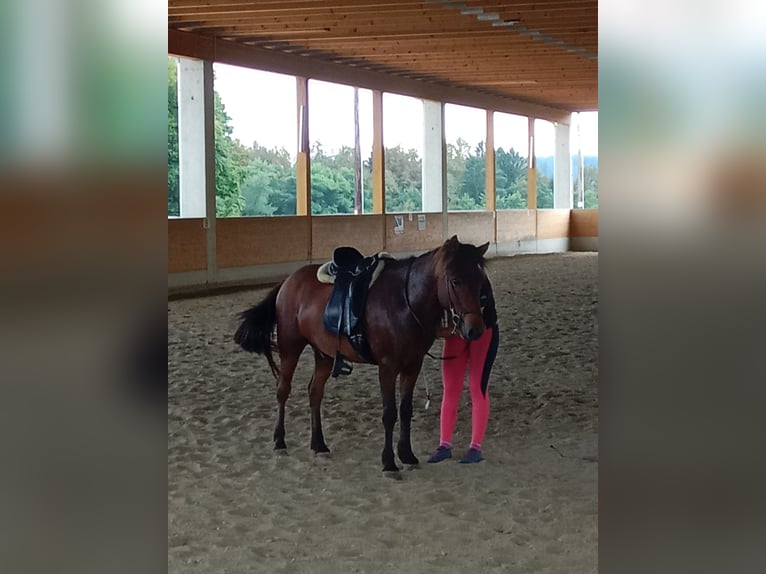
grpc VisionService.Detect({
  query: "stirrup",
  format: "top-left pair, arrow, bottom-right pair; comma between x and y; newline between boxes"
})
331,353 -> 353,377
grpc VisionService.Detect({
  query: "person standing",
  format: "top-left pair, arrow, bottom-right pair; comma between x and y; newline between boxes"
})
428,276 -> 499,464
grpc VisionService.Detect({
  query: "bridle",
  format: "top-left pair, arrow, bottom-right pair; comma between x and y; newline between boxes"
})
444,273 -> 483,336
404,258 -> 481,342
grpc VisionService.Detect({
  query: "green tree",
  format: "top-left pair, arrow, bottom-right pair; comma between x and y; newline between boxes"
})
240,143 -> 296,216
536,170 -> 554,208
309,143 -> 362,214
310,161 -> 355,214
214,91 -> 247,217
249,142 -> 293,170
584,164 -> 598,208
168,59 -> 250,218
385,145 -> 422,212
446,138 -> 469,209
496,147 -> 528,209
240,158 -> 278,216
571,163 -> 599,209
362,155 -> 374,213
309,143 -> 355,214
458,141 -> 486,209
270,169 -> 298,215
446,138 -> 488,210
313,143 -> 356,171
167,58 -> 179,216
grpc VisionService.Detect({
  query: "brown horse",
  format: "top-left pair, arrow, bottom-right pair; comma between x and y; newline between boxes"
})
234,236 -> 489,472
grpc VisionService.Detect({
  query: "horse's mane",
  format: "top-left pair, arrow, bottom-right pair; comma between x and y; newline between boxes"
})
431,238 -> 488,277
383,240 -> 488,278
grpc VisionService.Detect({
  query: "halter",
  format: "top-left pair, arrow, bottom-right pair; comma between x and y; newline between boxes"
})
444,273 -> 483,335
404,258 -> 480,345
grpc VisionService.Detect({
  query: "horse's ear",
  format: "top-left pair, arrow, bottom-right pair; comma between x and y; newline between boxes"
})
447,235 -> 459,245
477,242 -> 490,256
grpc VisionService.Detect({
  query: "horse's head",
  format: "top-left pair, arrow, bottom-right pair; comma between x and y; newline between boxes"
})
433,235 -> 490,341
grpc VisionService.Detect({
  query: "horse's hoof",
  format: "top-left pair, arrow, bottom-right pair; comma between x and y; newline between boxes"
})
314,451 -> 331,458
274,448 -> 289,456
399,455 -> 420,466
405,463 -> 420,471
383,470 -> 403,480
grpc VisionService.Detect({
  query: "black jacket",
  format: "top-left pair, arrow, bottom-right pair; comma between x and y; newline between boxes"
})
480,279 -> 498,328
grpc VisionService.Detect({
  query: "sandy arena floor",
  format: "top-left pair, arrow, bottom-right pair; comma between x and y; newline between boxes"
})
169,252 -> 598,574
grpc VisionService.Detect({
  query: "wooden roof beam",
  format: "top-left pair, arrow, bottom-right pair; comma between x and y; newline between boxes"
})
169,29 -> 576,120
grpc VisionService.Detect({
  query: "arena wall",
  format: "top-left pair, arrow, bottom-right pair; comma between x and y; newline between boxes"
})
169,209 -> 597,293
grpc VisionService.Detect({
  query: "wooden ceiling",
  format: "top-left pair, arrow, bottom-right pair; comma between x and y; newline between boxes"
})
168,0 -> 597,115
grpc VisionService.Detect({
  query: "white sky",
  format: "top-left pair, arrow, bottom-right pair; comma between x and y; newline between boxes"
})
211,62 -> 598,159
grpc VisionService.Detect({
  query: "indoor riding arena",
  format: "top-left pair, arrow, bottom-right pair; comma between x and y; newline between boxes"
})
168,1 -> 598,573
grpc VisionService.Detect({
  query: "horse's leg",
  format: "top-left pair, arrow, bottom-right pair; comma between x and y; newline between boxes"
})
274,348 -> 301,451
308,349 -> 333,454
397,362 -> 423,466
378,366 -> 400,472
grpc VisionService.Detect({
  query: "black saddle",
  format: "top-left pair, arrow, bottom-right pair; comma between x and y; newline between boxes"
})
323,247 -> 381,377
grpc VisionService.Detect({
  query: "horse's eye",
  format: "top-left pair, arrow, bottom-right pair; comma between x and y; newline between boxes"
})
451,278 -> 462,287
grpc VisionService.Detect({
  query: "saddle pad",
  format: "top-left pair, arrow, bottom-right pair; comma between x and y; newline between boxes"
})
316,252 -> 392,285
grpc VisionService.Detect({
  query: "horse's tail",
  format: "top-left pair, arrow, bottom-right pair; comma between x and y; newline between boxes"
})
234,282 -> 282,379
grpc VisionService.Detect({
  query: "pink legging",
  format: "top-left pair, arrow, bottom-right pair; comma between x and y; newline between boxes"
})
439,325 -> 499,449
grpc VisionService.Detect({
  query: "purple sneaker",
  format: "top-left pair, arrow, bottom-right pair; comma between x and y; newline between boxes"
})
459,447 -> 483,463
427,445 -> 452,463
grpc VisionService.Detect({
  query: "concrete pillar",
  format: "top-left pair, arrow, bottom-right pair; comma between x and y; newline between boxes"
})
576,113 -> 585,208
422,99 -> 445,213
372,90 -> 386,250
202,61 -> 217,283
372,90 -> 385,215
296,77 -> 311,217
527,117 -> 537,210
554,118 -> 573,209
178,58 -> 207,218
485,110 -> 496,212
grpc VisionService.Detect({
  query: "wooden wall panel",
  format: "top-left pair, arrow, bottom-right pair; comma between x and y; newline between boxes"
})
536,209 -> 570,239
171,209 -> 599,285
312,214 -> 385,260
496,210 -> 537,243
447,211 -> 495,245
168,218 -> 207,273
569,209 -> 598,237
217,216 -> 310,268
385,213 -> 443,253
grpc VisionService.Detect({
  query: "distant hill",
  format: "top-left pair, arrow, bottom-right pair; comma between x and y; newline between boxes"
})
536,156 -> 598,179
